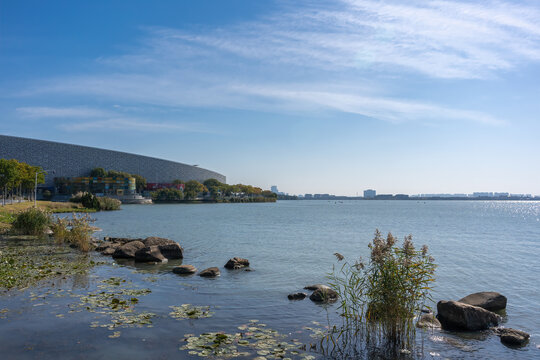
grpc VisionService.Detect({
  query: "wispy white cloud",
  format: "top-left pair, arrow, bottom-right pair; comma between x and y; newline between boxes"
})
16,106 -> 112,118
60,118 -> 213,133
19,0 -> 540,126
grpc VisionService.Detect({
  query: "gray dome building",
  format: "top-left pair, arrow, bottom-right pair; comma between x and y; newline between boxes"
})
0,134 -> 225,187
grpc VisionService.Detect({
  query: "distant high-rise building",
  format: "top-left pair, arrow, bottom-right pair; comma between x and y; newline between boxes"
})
364,189 -> 376,198
304,194 -> 313,199
271,185 -> 279,194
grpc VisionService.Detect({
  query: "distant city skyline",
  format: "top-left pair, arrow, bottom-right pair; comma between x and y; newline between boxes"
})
2,1 -> 540,195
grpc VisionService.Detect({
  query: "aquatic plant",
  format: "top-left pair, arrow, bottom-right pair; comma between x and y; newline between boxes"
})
51,213 -> 95,252
169,304 -> 213,319
181,320 -> 314,359
325,230 -> 436,357
72,277 -> 155,335
11,207 -> 50,236
0,238 -> 96,290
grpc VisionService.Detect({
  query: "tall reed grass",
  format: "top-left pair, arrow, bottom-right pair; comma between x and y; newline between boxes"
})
50,214 -> 94,252
323,230 -> 436,358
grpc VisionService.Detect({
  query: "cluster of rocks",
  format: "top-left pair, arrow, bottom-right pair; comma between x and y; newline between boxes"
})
172,257 -> 251,278
288,284 -> 339,303
95,238 -> 251,279
96,236 -> 183,262
435,292 -> 530,348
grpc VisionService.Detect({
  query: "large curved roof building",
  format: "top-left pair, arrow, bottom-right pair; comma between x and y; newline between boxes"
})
0,135 -> 226,186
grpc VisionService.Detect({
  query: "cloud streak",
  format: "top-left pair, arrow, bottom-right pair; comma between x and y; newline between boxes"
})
18,0 -> 540,126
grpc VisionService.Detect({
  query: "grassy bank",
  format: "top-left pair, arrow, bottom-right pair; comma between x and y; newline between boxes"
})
0,201 -> 95,233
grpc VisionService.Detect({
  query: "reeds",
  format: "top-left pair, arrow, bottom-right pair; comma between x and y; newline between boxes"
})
324,230 -> 436,358
11,207 -> 50,236
50,214 -> 94,252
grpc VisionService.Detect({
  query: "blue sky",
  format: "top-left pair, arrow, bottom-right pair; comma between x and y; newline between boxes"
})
1,0 -> 539,195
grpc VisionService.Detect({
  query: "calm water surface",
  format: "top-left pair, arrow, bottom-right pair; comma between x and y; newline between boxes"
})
1,200 -> 539,359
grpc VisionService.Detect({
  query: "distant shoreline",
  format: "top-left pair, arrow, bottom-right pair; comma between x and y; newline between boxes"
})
284,197 -> 540,201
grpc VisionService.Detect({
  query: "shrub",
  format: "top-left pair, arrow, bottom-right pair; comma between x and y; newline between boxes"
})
81,192 -> 100,210
97,197 -> 121,211
151,188 -> 184,201
325,230 -> 436,356
11,208 -> 51,236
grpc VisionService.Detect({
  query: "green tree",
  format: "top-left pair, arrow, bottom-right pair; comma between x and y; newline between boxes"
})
184,180 -> 206,200
172,179 -> 185,185
131,174 -> 147,193
0,159 -> 20,205
203,178 -> 225,199
90,167 -> 107,177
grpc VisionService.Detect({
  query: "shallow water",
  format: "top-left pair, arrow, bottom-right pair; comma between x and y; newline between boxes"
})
1,200 -> 539,359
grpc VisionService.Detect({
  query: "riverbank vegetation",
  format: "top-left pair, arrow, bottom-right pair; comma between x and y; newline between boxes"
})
70,192 -> 121,211
151,178 -> 277,203
324,230 -> 436,357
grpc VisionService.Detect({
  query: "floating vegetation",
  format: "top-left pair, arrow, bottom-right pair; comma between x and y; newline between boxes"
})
181,320 -> 315,359
169,304 -> 213,320
0,238 -> 98,291
72,277 -> 155,335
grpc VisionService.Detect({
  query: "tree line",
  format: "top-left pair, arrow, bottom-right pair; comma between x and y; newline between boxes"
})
152,178 -> 277,202
0,159 -> 45,205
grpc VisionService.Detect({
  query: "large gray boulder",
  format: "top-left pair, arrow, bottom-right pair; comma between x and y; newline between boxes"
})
224,257 -> 250,269
135,246 -> 167,263
143,237 -> 175,247
496,328 -> 530,347
309,288 -> 339,303
199,267 -> 220,277
458,292 -> 507,312
437,300 -> 500,331
112,240 -> 145,259
141,237 -> 183,259
157,243 -> 183,259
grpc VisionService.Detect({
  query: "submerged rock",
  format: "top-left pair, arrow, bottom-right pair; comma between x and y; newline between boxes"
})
496,328 -> 530,347
224,257 -> 250,269
458,292 -> 507,312
199,267 -> 220,277
106,237 -> 142,245
309,288 -> 338,303
135,246 -> 168,263
437,300 -> 500,331
288,292 -> 307,300
173,265 -> 197,275
416,314 -> 441,329
112,240 -> 145,259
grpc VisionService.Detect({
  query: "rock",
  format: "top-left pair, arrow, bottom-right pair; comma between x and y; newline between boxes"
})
112,240 -> 145,259
458,292 -> 507,312
304,284 -> 331,291
143,237 -> 175,247
134,246 -> 167,263
496,328 -> 530,347
199,267 -> 220,277
224,257 -> 250,269
101,247 -> 116,256
173,265 -> 197,275
309,288 -> 339,303
95,241 -> 119,252
436,300 -> 500,331
157,243 -> 183,259
288,292 -> 307,300
107,237 -> 142,245
416,314 -> 441,328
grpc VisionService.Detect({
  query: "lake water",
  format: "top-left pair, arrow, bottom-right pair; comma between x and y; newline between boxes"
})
1,200 -> 539,359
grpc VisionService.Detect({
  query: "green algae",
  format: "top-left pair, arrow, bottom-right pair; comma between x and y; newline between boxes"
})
169,304 -> 213,320
0,238 -> 98,291
181,320 -> 315,359
72,277 -> 155,336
